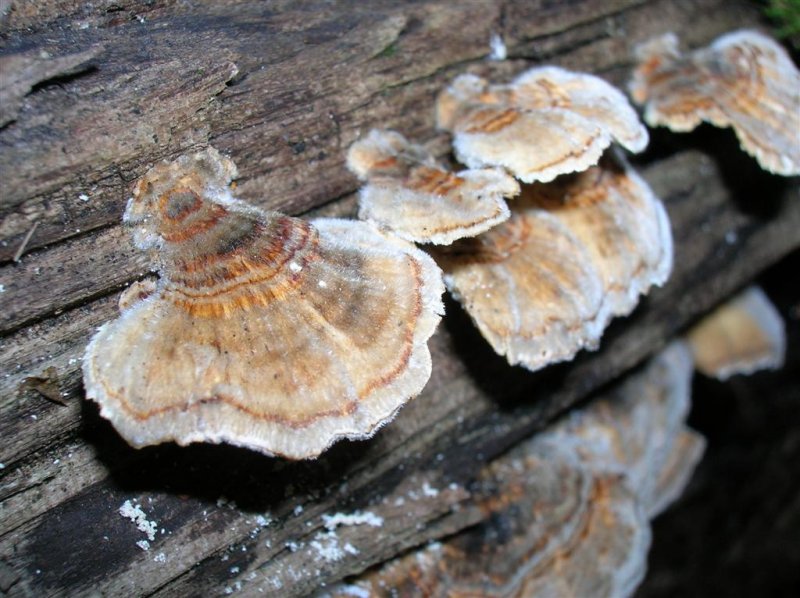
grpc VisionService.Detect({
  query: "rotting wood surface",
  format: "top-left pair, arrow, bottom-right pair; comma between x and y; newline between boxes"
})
1,1 -> 798,596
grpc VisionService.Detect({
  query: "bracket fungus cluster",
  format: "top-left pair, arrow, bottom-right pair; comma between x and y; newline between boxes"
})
327,343 -> 703,598
630,29 -> 800,176
432,153 -> 672,370
347,65 -> 671,371
83,27 -> 792,465
83,148 -> 444,459
324,285 -> 786,595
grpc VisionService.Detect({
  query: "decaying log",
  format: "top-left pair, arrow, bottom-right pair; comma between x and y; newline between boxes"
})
1,0 -> 798,596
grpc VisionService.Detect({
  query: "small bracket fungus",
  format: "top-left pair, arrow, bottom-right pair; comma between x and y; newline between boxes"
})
83,148 -> 444,459
436,66 -> 649,183
552,342 -> 705,519
630,30 -> 800,176
326,438 -> 649,598
326,343 -> 705,598
686,285 -> 786,381
432,153 -> 672,372
347,129 -> 519,245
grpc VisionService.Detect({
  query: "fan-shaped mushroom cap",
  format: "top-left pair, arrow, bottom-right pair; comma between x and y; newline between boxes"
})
325,343 -> 704,598
686,285 -> 786,380
432,153 -> 672,371
630,30 -> 800,175
83,147 -> 444,459
326,438 -> 649,598
552,342 -> 704,518
436,67 -> 648,183
347,129 -> 518,244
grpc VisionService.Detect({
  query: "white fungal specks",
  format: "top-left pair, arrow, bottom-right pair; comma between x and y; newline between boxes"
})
322,510 -> 384,530
489,33 -> 507,60
119,499 -> 158,541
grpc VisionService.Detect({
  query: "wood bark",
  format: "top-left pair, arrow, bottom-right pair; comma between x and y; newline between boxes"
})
1,0 -> 798,596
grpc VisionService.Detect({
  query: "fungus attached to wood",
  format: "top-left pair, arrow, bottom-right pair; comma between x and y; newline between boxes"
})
327,342 -> 703,598
82,147 -> 444,459
432,153 -> 672,372
686,285 -> 786,380
630,30 -> 800,175
436,66 -> 648,183
552,342 -> 705,519
347,129 -> 519,244
326,437 -> 650,598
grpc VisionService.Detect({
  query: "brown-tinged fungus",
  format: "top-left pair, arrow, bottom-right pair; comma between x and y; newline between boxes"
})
686,285 -> 786,380
630,30 -> 800,175
326,343 -> 704,597
326,437 -> 649,598
552,342 -> 705,518
347,129 -> 519,245
82,147 -> 444,459
432,153 -> 672,372
436,66 -> 648,183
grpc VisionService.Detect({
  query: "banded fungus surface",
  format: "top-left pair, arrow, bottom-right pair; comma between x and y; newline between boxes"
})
83,147 -> 444,459
347,128 -> 519,245
630,30 -> 800,175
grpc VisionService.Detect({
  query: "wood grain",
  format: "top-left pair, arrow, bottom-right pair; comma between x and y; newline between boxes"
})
1,1 -> 796,596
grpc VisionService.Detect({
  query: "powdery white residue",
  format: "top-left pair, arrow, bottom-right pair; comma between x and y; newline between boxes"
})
310,530 -> 361,563
249,514 -> 272,538
322,510 -> 384,531
335,584 -> 371,598
254,514 -> 272,527
286,565 -> 303,581
489,33 -> 507,60
310,530 -> 346,562
421,482 -> 439,497
119,499 -> 158,541
136,540 -> 150,551
153,552 -> 166,563
285,541 -> 303,552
